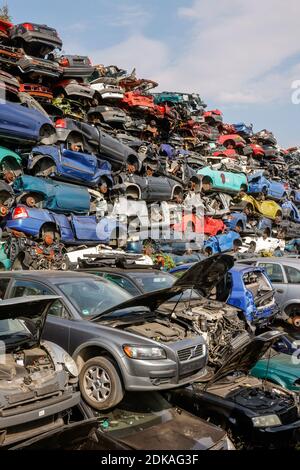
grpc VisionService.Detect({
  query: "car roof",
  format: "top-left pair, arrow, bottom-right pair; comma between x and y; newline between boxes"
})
0,270 -> 103,283
237,257 -> 300,267
78,267 -> 163,275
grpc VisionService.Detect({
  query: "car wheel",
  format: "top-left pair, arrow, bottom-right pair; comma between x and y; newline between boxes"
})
292,316 -> 300,328
79,356 -> 124,411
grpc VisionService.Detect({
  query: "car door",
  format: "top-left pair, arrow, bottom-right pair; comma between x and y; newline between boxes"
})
61,148 -> 97,183
70,214 -> 99,241
6,278 -> 71,352
99,129 -> 124,167
256,262 -> 288,305
148,176 -> 172,201
282,264 -> 300,303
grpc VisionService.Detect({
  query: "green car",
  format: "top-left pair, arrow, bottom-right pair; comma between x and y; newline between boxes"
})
0,146 -> 23,178
251,349 -> 300,392
197,166 -> 247,194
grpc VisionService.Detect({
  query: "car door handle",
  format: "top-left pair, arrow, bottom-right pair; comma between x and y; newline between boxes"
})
276,289 -> 284,293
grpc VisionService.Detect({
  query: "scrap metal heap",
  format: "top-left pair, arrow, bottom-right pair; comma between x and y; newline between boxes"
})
0,19 -> 298,269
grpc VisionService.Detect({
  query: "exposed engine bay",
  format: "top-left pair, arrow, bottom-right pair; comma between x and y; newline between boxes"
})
161,299 -> 251,367
105,315 -> 197,342
0,347 -> 55,391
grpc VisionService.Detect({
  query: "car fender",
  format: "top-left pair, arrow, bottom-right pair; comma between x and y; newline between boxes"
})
71,339 -> 127,382
281,299 -> 300,312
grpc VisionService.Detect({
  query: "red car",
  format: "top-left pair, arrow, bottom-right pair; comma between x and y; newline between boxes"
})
173,214 -> 225,236
0,18 -> 13,41
19,83 -> 53,102
218,134 -> 246,148
122,91 -> 155,111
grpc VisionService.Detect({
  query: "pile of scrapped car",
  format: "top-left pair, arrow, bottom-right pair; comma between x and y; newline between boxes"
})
0,19 -> 299,271
0,17 -> 300,451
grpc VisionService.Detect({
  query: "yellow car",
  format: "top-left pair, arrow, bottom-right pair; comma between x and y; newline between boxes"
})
243,195 -> 282,220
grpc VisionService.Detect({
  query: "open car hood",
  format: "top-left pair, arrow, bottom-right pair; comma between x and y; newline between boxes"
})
92,254 -> 234,320
206,330 -> 285,386
0,296 -> 60,345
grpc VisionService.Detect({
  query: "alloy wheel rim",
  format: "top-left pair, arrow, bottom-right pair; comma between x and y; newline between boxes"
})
84,366 -> 111,403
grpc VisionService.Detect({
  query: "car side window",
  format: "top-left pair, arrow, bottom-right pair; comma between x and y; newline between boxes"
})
0,278 -> 10,299
10,280 -> 53,298
284,265 -> 300,284
103,274 -> 140,296
47,299 -> 70,318
258,263 -> 284,283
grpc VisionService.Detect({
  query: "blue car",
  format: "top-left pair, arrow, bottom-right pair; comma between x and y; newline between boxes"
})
0,102 -> 56,145
204,231 -> 241,254
27,145 -> 113,188
6,205 -> 125,245
281,200 -> 300,223
290,190 -> 300,206
233,122 -> 253,137
13,175 -> 91,215
223,212 -> 247,231
170,263 -> 276,325
248,171 -> 287,201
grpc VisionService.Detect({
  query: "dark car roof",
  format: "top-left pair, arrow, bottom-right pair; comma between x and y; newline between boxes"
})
78,267 -> 162,275
0,270 -> 104,283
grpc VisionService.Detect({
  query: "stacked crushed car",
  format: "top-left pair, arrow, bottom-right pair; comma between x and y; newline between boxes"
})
0,20 -> 299,268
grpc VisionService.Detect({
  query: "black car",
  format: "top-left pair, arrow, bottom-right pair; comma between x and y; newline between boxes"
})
58,55 -> 95,79
113,173 -> 183,202
55,118 -> 141,169
0,270 -> 208,412
10,23 -> 62,57
54,80 -> 95,101
17,55 -> 62,79
167,330 -> 300,449
87,106 -> 129,128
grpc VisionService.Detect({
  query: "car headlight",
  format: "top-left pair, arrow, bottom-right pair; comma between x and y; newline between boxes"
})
252,414 -> 281,428
63,353 -> 79,377
123,345 -> 167,360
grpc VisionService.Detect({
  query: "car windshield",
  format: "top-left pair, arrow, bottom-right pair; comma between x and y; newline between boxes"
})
57,278 -> 132,317
99,392 -> 173,439
130,271 -> 201,301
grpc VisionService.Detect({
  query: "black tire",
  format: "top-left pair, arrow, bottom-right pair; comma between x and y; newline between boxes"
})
79,356 -> 124,411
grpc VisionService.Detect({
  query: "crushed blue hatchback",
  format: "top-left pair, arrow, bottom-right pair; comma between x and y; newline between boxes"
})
170,262 -> 277,325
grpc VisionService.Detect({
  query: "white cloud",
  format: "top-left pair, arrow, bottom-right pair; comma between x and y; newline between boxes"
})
76,0 -> 300,107
90,34 -> 169,78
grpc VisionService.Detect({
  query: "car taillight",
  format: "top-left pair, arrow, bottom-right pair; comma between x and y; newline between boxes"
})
22,23 -> 34,31
55,119 -> 67,128
13,207 -> 29,219
60,57 -> 70,67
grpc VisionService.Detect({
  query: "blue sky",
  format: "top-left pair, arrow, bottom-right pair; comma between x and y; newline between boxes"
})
7,0 -> 300,147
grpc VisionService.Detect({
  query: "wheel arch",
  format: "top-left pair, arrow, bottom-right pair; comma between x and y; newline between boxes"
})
72,341 -> 126,386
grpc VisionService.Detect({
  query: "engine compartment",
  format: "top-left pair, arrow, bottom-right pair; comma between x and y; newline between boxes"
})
0,347 -> 55,387
166,299 -> 250,367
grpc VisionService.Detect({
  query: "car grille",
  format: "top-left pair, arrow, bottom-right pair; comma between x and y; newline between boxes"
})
178,344 -> 204,362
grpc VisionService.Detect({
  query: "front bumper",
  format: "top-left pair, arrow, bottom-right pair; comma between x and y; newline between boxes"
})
0,391 -> 80,429
61,66 -> 95,79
